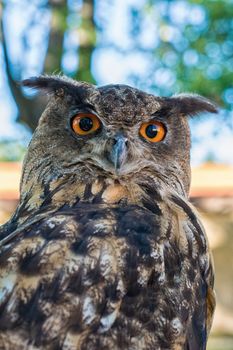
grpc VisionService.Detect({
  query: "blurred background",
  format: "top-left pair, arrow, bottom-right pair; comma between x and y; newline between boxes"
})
0,0 -> 233,348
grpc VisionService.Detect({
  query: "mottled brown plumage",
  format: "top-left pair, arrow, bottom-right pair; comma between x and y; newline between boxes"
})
0,75 -> 217,349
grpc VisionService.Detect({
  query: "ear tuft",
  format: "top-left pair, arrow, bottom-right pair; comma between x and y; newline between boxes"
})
21,75 -> 95,98
166,93 -> 218,117
21,75 -> 75,95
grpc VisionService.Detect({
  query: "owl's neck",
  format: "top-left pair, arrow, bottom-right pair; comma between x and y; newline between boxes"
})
23,176 -> 143,208
16,169 -> 186,228
17,172 -> 166,223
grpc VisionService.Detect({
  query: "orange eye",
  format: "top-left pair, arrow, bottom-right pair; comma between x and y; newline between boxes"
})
71,113 -> 101,135
139,121 -> 166,143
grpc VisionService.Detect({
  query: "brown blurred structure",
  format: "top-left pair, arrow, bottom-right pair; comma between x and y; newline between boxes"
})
190,163 -> 233,344
0,161 -> 233,346
0,162 -> 21,223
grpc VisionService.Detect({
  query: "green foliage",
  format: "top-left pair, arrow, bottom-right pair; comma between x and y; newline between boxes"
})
142,0 -> 233,108
0,140 -> 26,162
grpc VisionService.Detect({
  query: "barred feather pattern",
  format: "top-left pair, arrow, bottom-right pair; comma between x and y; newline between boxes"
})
0,179 -> 214,350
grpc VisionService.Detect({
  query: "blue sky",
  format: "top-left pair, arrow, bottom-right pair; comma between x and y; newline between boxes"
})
0,0 -> 232,165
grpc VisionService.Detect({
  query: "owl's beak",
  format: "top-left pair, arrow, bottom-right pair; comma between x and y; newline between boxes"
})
111,135 -> 128,172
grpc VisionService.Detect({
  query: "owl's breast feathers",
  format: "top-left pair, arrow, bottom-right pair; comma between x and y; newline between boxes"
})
0,180 -> 215,350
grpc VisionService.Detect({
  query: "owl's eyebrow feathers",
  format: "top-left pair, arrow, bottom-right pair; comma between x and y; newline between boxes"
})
22,75 -> 218,118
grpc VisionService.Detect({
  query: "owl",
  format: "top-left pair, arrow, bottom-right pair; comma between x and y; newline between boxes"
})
0,75 -> 217,350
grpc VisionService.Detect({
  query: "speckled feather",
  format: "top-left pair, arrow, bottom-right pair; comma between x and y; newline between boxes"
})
0,76 -> 216,350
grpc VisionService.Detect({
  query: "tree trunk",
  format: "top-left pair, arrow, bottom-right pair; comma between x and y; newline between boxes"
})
1,0 -> 96,132
75,0 -> 96,84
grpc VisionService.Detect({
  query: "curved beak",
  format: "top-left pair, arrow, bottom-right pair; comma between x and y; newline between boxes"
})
111,135 -> 128,172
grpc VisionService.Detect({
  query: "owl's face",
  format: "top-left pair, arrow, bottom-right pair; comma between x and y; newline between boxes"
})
21,76 -> 217,200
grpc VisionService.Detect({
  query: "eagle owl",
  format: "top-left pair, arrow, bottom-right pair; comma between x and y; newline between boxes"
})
0,76 -> 217,350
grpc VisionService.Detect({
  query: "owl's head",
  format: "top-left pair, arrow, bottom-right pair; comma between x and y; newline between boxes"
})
20,75 -> 217,207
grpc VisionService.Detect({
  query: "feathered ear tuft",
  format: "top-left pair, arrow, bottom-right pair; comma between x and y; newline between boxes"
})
21,75 -> 94,97
164,93 -> 218,117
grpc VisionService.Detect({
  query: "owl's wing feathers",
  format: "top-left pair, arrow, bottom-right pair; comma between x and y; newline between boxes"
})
0,197 -> 214,349
0,203 -> 164,349
169,194 -> 215,350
